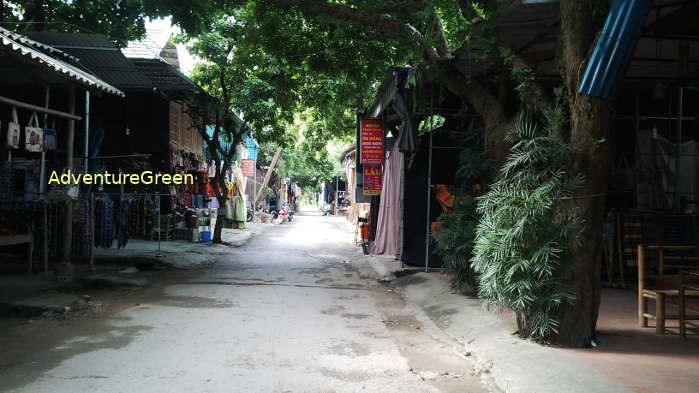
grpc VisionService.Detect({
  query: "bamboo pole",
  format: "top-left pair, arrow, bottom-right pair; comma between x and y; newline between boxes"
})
0,94 -> 81,120
254,148 -> 283,205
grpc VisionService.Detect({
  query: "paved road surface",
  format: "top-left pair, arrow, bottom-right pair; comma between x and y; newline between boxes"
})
0,212 -> 485,393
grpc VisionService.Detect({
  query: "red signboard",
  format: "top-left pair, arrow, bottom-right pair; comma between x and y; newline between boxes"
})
241,159 -> 255,177
363,165 -> 382,196
360,118 -> 384,165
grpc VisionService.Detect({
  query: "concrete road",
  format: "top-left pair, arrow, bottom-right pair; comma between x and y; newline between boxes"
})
0,212 -> 486,393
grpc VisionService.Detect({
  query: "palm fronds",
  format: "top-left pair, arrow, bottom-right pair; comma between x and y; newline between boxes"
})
471,106 -> 583,341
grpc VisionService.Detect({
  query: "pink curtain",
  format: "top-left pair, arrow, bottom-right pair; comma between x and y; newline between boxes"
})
370,145 -> 403,257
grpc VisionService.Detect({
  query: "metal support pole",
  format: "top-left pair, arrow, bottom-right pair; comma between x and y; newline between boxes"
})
89,191 -> 95,271
425,129 -> 433,272
84,91 -> 90,175
674,87 -> 683,211
61,87 -> 76,264
41,87 -> 49,273
156,192 -> 162,257
334,176 -> 339,215
39,87 -> 50,195
424,86 -> 434,272
43,203 -> 48,273
253,165 -> 257,209
399,151 -> 405,268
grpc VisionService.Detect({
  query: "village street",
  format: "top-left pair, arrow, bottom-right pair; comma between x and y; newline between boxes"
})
0,212 -> 485,393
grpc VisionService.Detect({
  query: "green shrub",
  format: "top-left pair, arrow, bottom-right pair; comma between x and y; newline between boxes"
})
434,132 -> 490,294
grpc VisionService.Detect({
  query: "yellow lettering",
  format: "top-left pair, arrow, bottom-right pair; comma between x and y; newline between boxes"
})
141,171 -> 153,184
49,171 -> 60,184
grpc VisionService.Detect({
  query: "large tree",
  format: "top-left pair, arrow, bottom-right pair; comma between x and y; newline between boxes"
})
0,0 -> 224,44
220,0 -> 614,347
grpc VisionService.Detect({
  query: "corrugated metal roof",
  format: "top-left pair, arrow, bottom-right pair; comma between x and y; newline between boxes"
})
122,28 -> 172,60
579,0 -> 652,98
27,32 -> 155,91
130,58 -> 201,95
0,27 -> 124,96
26,32 -> 117,49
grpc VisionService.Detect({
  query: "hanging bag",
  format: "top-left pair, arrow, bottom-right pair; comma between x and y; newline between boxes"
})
5,106 -> 20,149
44,119 -> 57,151
24,111 -> 44,152
47,168 -> 79,201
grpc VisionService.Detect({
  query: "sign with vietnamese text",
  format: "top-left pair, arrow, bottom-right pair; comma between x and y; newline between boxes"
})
360,118 -> 384,165
363,165 -> 382,196
241,159 -> 255,177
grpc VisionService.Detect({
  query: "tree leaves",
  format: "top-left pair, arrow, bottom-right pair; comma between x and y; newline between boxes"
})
471,104 -> 582,341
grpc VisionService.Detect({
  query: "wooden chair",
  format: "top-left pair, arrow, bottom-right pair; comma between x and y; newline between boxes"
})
638,244 -> 699,334
151,214 -> 174,241
679,270 -> 699,340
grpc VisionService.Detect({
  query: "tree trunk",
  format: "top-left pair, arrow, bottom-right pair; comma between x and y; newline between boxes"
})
554,94 -> 613,347
213,195 -> 227,243
487,119 -> 514,168
553,0 -> 612,347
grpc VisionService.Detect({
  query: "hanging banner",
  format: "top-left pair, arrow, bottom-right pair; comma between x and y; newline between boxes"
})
241,159 -> 255,177
360,118 -> 384,165
363,164 -> 382,196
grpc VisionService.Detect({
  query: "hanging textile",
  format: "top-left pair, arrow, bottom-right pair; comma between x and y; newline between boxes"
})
208,196 -> 220,209
234,194 -> 246,222
225,198 -> 234,219
72,199 -> 91,257
370,145 -> 403,256
5,106 -> 20,149
44,127 -> 57,151
115,197 -> 133,249
94,198 -> 115,248
636,130 -> 699,210
24,112 -> 44,152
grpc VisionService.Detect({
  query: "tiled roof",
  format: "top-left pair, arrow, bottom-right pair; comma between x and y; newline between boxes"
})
0,27 -> 124,96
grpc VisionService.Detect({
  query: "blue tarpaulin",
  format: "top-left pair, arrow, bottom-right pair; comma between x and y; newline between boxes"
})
245,136 -> 258,161
578,0 -> 651,99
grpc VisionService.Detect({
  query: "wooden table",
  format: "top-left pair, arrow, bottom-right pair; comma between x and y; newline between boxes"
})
0,233 -> 34,274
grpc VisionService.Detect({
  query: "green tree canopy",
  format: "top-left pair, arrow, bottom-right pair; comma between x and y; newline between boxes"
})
0,0 -> 224,45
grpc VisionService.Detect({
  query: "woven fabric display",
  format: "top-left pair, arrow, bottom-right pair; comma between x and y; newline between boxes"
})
24,112 -> 43,152
5,106 -> 20,149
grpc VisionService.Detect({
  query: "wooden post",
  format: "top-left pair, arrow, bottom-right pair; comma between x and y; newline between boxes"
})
658,247 -> 665,276
254,148 -> 282,205
61,87 -> 76,264
638,244 -> 647,327
656,292 -> 666,334
43,202 -> 48,273
680,271 -> 686,340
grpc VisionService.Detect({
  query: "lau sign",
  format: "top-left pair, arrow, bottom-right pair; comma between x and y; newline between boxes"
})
363,164 -> 382,196
360,118 -> 384,165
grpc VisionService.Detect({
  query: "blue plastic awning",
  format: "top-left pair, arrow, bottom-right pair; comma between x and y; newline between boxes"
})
578,0 -> 651,99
